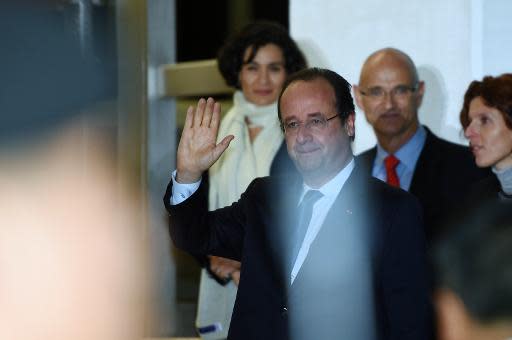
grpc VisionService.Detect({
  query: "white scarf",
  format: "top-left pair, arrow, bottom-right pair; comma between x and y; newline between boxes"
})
208,91 -> 283,210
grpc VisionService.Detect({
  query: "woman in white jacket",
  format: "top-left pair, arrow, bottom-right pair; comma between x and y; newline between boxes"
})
196,21 -> 306,339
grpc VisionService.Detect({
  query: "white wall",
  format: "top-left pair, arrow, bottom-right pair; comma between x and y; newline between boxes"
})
290,0 -> 512,154
480,0 -> 512,76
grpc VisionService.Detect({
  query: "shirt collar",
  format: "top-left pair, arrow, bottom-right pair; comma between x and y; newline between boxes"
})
375,125 -> 426,171
301,158 -> 355,200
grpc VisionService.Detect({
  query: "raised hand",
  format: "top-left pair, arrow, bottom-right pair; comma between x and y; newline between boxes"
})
176,97 -> 234,183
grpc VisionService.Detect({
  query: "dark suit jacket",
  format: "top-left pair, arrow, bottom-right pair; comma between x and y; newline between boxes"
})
198,140 -> 297,277
469,175 -> 501,200
164,165 -> 431,340
357,126 -> 489,242
466,175 -> 512,206
270,141 -> 297,176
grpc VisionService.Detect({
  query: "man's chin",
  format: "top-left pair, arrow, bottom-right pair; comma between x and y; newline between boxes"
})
294,158 -> 322,176
375,122 -> 403,134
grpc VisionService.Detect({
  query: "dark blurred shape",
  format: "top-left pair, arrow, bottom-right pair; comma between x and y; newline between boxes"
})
252,0 -> 288,27
432,202 -> 512,340
176,0 -> 228,62
176,0 -> 289,62
0,0 -> 116,145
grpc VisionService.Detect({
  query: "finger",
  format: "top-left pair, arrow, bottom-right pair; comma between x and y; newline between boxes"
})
202,97 -> 215,127
210,101 -> 222,129
184,105 -> 194,129
212,135 -> 234,161
194,98 -> 206,127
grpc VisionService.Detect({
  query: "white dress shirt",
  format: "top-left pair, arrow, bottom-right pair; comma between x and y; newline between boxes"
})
170,170 -> 201,205
290,159 -> 354,283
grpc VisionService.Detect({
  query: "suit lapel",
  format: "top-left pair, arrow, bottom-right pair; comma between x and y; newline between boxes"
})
356,147 -> 377,171
263,175 -> 302,293
409,127 -> 441,198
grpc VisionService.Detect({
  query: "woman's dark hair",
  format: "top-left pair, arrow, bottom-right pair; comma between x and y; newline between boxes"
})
460,73 -> 512,130
217,21 -> 307,89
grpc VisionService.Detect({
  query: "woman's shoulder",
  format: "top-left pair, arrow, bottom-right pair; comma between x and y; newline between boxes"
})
465,175 -> 501,205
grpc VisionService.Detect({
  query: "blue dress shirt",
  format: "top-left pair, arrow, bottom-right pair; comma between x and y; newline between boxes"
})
372,126 -> 427,191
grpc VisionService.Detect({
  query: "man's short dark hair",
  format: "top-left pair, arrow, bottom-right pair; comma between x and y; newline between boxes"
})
277,68 -> 355,138
217,21 -> 307,89
432,203 -> 512,323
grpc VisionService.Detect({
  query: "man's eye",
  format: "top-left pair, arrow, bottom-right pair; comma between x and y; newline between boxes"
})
287,121 -> 300,129
368,88 -> 384,97
394,86 -> 409,95
310,118 -> 323,126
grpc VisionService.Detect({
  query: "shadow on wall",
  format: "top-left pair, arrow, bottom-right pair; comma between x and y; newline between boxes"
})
417,65 -> 446,135
418,65 -> 465,144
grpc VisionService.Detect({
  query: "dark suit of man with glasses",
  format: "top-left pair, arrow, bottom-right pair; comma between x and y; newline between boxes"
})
165,68 -> 431,340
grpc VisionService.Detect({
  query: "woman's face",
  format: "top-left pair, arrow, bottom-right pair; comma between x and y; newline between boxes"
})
465,96 -> 512,170
238,43 -> 286,106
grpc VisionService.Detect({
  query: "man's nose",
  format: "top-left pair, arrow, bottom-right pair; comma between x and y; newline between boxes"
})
382,91 -> 396,110
295,124 -> 313,143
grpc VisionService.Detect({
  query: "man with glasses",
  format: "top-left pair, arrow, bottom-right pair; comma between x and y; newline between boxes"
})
165,67 -> 431,340
354,48 -> 488,242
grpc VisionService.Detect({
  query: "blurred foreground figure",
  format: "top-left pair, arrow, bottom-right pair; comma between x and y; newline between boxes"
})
0,2 -> 149,339
432,203 -> 512,340
0,128 -> 147,340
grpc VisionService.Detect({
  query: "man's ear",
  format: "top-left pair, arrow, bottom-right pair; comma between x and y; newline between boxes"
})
353,84 -> 364,110
345,112 -> 355,138
415,81 -> 426,108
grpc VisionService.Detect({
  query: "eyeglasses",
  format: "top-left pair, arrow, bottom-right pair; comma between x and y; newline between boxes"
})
281,114 -> 339,133
359,84 -> 419,101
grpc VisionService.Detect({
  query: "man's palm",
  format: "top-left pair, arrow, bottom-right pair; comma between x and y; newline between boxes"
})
176,98 -> 233,183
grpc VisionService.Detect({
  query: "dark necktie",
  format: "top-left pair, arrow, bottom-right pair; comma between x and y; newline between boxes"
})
290,190 -> 323,269
384,154 -> 400,188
